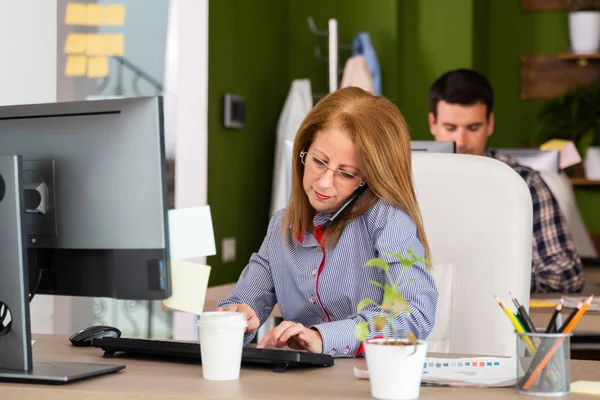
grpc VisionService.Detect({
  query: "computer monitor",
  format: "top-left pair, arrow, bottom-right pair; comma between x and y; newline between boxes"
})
411,140 -> 456,153
0,97 -> 170,383
494,148 -> 560,173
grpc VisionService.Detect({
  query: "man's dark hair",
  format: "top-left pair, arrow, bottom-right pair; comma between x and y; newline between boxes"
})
428,69 -> 494,119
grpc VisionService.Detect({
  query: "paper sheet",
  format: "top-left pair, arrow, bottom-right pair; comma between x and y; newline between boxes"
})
161,206 -> 216,315
354,356 -> 518,388
163,261 -> 211,315
571,381 -> 600,395
168,206 -> 216,261
540,139 -> 582,169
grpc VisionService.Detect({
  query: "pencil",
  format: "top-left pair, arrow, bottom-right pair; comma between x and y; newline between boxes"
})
510,292 -> 536,333
522,295 -> 594,391
494,295 -> 537,354
558,299 -> 583,333
545,299 -> 563,333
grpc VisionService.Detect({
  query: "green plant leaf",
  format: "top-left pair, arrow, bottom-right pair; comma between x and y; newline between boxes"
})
390,293 -> 408,316
372,315 -> 387,331
357,298 -> 375,313
365,258 -> 389,272
381,285 -> 396,310
368,280 -> 384,289
384,251 -> 413,267
355,321 -> 369,342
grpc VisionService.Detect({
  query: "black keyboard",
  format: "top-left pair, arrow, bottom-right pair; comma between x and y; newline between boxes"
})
91,337 -> 334,373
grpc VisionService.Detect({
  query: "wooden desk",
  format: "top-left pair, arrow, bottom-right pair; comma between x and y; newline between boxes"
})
0,335 -> 598,399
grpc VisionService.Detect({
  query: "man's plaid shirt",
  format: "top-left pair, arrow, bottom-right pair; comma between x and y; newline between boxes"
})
489,150 -> 584,293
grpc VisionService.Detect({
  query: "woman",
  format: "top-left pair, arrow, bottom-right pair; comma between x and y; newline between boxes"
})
217,87 -> 438,357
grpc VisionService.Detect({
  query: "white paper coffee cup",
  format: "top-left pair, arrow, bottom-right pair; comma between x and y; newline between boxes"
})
197,311 -> 247,380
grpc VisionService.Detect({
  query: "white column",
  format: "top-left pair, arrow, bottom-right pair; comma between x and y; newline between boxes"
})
165,0 -> 209,340
0,0 -> 60,334
0,0 -> 57,106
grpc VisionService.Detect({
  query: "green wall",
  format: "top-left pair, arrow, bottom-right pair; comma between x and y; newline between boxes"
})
207,0 -> 290,285
207,0 -> 599,286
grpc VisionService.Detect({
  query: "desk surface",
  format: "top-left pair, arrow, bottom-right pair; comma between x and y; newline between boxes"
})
0,335 -> 599,400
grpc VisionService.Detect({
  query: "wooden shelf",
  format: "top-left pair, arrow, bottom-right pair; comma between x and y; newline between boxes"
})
522,0 -> 568,11
570,177 -> 600,186
520,55 -> 600,100
557,53 -> 600,60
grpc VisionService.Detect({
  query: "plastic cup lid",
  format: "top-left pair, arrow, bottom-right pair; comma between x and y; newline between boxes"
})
197,311 -> 248,328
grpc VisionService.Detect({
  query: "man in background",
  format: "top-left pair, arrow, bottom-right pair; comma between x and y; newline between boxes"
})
427,68 -> 584,293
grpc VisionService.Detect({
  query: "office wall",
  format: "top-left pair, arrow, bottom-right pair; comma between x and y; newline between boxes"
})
206,0 -> 290,285
0,0 -> 57,106
287,0 -> 399,101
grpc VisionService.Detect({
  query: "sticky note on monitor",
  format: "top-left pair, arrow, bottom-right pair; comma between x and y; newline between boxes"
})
86,3 -> 105,26
65,3 -> 87,25
86,34 -> 124,56
87,57 -> 109,78
65,55 -> 87,76
104,4 -> 126,26
64,33 -> 87,54
163,261 -> 211,315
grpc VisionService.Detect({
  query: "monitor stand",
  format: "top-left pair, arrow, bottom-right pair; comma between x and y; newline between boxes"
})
0,155 -> 125,384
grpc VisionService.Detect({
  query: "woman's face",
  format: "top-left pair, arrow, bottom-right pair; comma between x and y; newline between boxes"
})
302,128 -> 364,214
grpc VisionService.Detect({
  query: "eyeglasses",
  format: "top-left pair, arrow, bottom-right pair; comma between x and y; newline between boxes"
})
300,151 -> 366,189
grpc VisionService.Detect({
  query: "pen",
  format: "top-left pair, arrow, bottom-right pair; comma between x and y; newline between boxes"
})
510,292 -> 536,333
545,298 -> 563,333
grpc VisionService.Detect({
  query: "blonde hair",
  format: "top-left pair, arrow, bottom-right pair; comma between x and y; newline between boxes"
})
283,87 -> 430,260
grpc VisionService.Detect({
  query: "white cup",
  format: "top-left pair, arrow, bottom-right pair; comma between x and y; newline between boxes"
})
197,311 -> 247,380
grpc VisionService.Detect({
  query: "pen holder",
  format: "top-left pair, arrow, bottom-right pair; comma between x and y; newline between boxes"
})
516,331 -> 572,397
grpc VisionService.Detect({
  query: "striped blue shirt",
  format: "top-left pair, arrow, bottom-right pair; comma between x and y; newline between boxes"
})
216,198 -> 438,357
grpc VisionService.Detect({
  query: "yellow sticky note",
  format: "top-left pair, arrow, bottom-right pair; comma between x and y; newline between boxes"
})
65,3 -> 87,25
64,33 -> 87,54
65,55 -> 87,77
540,139 -> 568,151
86,34 -> 124,56
163,261 -> 211,315
529,299 -> 558,308
103,4 -> 126,26
87,57 -> 108,78
571,381 -> 600,395
86,3 -> 104,26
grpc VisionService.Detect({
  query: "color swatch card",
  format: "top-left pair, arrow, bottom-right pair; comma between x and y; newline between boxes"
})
421,356 -> 518,387
354,356 -> 518,388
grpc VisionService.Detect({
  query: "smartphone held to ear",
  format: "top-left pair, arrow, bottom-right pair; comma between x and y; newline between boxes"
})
319,184 -> 369,232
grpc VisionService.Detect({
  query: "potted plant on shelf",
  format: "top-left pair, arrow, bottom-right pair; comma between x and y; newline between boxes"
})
568,0 -> 600,54
536,82 -> 600,179
355,249 -> 431,400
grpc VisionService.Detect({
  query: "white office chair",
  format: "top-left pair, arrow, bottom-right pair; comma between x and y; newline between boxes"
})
412,153 -> 533,357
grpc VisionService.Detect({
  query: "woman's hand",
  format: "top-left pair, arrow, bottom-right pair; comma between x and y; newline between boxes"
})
216,303 -> 260,333
257,320 -> 323,354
